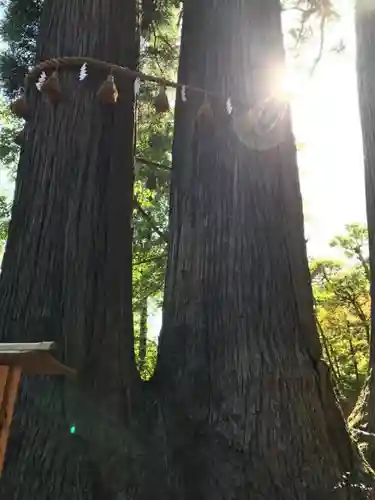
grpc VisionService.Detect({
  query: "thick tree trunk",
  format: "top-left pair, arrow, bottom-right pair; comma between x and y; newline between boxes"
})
349,0 -> 375,468
0,0 -> 139,497
0,0 -> 372,498
153,0 -> 373,498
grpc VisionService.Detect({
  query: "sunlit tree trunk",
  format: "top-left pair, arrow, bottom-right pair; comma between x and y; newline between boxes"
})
154,0 -> 371,497
356,0 -> 375,370
349,0 -> 375,467
0,0 -> 138,497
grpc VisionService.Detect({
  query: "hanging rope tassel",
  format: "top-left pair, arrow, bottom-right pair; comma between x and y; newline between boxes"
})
196,94 -> 214,126
14,128 -> 25,146
41,70 -> 62,104
96,73 -> 118,104
154,83 -> 169,113
10,91 -> 29,120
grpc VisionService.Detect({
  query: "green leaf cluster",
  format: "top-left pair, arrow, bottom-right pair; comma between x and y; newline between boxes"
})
311,224 -> 370,412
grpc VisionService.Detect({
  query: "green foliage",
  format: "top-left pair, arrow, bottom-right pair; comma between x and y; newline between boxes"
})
285,0 -> 339,44
0,95 -> 21,261
130,4 -> 180,376
283,0 -> 342,75
311,224 -> 370,410
132,4 -> 179,314
0,0 -> 41,96
134,335 -> 158,380
0,97 -> 22,176
133,307 -> 159,380
0,194 -> 11,255
330,223 -> 370,278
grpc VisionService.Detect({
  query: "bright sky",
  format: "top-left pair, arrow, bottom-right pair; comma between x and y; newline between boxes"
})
285,0 -> 365,258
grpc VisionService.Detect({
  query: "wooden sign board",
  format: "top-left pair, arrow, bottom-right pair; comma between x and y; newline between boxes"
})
0,342 -> 76,475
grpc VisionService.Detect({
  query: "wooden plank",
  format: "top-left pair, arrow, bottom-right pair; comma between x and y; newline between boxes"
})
0,342 -> 76,377
0,343 -> 76,476
0,352 -> 76,377
0,342 -> 55,352
0,365 -> 21,475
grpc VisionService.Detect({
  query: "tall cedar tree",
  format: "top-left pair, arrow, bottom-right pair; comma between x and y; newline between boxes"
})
0,0 -> 373,499
349,0 -> 375,467
155,0 -> 373,498
0,0 -> 139,497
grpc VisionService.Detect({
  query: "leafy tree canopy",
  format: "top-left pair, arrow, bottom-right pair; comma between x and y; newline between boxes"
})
311,224 -> 370,413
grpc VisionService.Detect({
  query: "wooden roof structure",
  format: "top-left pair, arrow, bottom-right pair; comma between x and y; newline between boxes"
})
0,342 -> 76,475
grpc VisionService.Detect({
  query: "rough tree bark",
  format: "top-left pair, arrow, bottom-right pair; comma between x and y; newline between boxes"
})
0,0 -> 139,497
0,0 -> 373,499
349,0 -> 375,467
153,0 -> 373,498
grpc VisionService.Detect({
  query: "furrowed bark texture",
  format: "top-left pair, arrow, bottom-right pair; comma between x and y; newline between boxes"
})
0,0 -> 138,497
349,0 -> 375,468
154,0 -> 372,498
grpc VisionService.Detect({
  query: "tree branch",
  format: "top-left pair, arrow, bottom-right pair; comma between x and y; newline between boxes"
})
135,156 -> 171,171
133,197 -> 168,242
